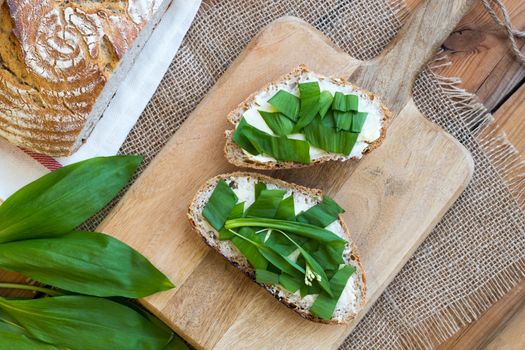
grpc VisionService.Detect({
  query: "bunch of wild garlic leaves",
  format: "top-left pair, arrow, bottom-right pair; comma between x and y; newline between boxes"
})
0,156 -> 187,350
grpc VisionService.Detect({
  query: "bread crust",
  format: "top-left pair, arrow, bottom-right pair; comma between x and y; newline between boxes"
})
224,65 -> 392,169
187,172 -> 367,324
0,0 -> 169,156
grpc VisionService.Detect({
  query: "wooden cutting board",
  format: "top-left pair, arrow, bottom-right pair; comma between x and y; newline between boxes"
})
99,1 -> 475,348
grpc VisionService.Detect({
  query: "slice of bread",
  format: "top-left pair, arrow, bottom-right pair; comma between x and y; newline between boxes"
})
224,65 -> 392,169
187,172 -> 366,324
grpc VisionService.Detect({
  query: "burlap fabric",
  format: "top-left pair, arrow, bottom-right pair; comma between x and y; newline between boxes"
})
91,0 -> 525,348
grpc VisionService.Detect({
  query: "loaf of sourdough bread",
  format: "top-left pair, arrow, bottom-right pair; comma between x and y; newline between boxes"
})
0,0 -> 172,156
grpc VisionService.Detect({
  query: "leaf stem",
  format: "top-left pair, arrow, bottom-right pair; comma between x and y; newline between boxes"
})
225,218 -> 346,245
0,283 -> 62,296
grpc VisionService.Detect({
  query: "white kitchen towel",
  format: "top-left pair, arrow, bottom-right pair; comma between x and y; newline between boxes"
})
0,0 -> 201,201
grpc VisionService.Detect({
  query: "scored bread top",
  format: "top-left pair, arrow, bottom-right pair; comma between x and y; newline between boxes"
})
224,65 -> 392,170
0,0 -> 164,155
188,172 -> 367,324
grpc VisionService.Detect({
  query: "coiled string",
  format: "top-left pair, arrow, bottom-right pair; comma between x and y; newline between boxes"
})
481,0 -> 525,64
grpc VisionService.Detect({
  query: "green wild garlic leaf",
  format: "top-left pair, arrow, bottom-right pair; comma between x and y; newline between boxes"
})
218,230 -> 235,241
218,201 -> 245,241
258,247 -> 305,277
109,298 -> 188,350
268,90 -> 300,121
318,91 -> 334,118
294,82 -> 321,131
254,182 -> 267,199
300,284 -> 309,298
321,110 -> 336,128
232,118 -> 260,155
279,273 -> 303,293
266,262 -> 281,274
259,111 -> 295,136
230,229 -> 303,276
303,116 -> 358,156
300,237 -> 320,253
255,269 -> 280,285
274,195 -> 295,221
225,218 -> 346,246
351,112 -> 368,133
279,232 -> 333,297
0,156 -> 141,244
245,189 -> 286,218
304,281 -> 322,296
264,231 -> 300,257
333,111 -> 353,131
309,264 -> 356,320
203,180 -> 238,230
231,227 -> 268,270
296,195 -> 344,228
311,244 -> 346,270
0,231 -> 174,298
163,334 -> 190,350
237,123 -> 311,163
228,202 -> 245,220
332,92 -> 358,112
0,296 -> 172,350
0,331 -> 59,350
0,310 -> 58,350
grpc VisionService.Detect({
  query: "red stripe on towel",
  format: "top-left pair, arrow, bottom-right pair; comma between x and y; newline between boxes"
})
21,148 -> 63,171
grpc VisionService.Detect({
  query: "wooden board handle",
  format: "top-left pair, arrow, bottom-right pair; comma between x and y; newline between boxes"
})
351,0 -> 476,114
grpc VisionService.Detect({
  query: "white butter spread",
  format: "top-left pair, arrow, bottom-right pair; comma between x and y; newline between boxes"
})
239,72 -> 384,163
204,176 -> 360,319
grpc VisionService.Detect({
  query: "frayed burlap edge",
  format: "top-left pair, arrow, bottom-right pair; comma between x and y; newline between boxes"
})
395,259 -> 525,348
385,48 -> 525,348
429,53 -> 525,211
388,0 -> 410,23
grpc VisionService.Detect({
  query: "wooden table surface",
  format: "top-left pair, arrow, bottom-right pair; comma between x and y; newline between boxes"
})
1,0 -> 523,349
406,0 -> 525,349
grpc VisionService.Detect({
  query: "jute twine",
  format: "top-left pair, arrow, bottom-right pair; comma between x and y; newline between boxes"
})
482,0 -> 525,64
87,0 -> 524,348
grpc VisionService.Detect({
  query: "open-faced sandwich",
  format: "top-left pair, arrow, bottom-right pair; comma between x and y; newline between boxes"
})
225,65 -> 391,169
188,172 -> 366,324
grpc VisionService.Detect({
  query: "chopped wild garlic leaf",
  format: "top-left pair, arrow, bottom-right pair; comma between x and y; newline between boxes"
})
318,91 -> 334,118
254,182 -> 266,199
333,110 -> 353,132
303,116 -> 358,156
296,195 -> 344,228
275,195 -> 295,221
294,82 -> 321,131
268,90 -> 300,121
279,273 -> 303,293
351,112 -> 368,133
231,227 -> 268,270
234,119 -> 311,163
310,264 -> 356,320
246,189 -> 286,218
256,269 -> 280,285
202,180 -> 238,230
332,92 -> 358,112
259,111 -> 295,136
